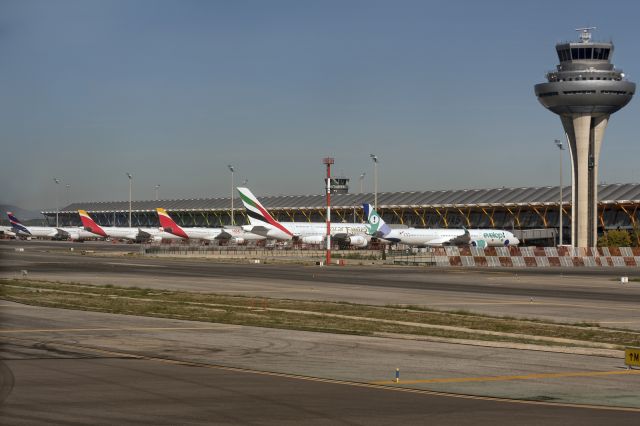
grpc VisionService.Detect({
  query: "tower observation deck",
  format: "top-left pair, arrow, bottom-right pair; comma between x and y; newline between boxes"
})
534,28 -> 635,247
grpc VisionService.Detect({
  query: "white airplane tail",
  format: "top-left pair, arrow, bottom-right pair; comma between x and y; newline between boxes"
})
237,187 -> 293,238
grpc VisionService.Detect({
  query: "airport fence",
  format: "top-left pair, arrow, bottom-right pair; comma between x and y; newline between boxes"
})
141,244 -> 640,268
141,245 -> 383,263
390,246 -> 640,268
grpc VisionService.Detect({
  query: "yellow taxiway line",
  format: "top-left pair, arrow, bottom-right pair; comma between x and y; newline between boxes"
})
371,369 -> 640,385
3,335 -> 640,413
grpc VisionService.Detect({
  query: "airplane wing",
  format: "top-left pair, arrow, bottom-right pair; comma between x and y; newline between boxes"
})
137,228 -> 154,241
245,225 -> 271,237
55,228 -> 71,238
331,233 -> 349,241
215,230 -> 233,240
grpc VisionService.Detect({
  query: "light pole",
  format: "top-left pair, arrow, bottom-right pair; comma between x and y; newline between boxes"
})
154,184 -> 160,201
359,173 -> 365,194
370,154 -> 378,211
323,157 -> 334,266
555,139 -> 565,246
53,178 -> 61,227
228,165 -> 235,225
126,173 -> 132,228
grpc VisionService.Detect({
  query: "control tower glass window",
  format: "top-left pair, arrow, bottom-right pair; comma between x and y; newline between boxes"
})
603,49 -> 610,60
571,48 -> 578,59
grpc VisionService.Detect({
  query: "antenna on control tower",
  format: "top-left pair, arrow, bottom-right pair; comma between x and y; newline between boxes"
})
575,27 -> 596,43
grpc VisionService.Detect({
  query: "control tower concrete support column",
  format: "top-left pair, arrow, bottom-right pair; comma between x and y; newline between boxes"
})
561,114 -> 608,247
535,28 -> 634,247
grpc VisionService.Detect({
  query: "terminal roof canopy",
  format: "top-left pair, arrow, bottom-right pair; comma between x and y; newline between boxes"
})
47,183 -> 640,214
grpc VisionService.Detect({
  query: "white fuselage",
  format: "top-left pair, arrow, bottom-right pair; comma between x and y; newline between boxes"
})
244,221 -> 370,243
384,228 -> 519,247
15,225 -> 99,240
179,226 -> 265,242
96,226 -> 182,241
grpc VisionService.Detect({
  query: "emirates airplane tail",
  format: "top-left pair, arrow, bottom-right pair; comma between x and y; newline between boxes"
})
236,187 -> 293,240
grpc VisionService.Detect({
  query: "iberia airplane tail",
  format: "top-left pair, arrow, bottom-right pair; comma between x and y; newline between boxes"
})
156,208 -> 189,239
78,210 -> 108,237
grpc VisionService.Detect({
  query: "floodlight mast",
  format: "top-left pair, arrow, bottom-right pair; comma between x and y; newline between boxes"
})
323,157 -> 335,265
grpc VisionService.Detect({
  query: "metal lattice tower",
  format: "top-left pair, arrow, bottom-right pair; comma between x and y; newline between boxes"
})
534,28 -> 635,247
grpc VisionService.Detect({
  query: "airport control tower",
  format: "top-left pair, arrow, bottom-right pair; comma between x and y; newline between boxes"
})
535,28 -> 635,247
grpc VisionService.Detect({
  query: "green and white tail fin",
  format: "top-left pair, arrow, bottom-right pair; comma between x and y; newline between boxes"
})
362,204 -> 391,238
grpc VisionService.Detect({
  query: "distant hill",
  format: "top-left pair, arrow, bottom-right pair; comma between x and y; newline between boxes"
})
0,204 -> 44,225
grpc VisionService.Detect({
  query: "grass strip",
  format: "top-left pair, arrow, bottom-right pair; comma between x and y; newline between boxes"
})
2,278 -> 639,348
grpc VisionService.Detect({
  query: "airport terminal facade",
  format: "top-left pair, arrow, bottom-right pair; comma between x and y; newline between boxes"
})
45,183 -> 640,245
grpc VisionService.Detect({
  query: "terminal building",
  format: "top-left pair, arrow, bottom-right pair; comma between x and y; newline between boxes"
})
45,182 -> 640,245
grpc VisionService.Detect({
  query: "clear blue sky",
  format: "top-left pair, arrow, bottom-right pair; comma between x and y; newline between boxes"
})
1,0 -> 639,210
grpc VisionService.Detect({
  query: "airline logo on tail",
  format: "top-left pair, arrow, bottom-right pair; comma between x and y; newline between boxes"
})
78,210 -> 108,237
237,187 -> 293,237
7,212 -> 30,235
156,208 -> 189,239
363,204 -> 391,238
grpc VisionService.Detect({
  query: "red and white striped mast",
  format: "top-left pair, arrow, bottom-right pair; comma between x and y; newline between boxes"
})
323,157 -> 334,265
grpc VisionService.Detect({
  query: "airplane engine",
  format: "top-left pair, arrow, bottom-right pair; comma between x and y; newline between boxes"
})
347,235 -> 368,248
231,237 -> 245,244
470,239 -> 488,249
151,235 -> 164,243
301,235 -> 324,245
66,232 -> 81,241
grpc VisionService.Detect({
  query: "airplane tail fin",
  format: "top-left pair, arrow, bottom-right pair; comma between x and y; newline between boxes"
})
7,212 -> 30,235
156,208 -> 189,239
236,187 -> 293,237
362,204 -> 391,238
78,210 -> 108,237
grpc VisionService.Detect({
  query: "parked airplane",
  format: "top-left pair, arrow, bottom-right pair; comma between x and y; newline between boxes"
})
363,204 -> 519,248
156,208 -> 264,243
78,210 -> 181,242
0,225 -> 16,237
237,187 -> 370,247
8,212 -> 97,241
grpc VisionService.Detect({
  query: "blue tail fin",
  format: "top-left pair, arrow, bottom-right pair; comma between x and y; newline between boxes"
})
7,212 -> 31,235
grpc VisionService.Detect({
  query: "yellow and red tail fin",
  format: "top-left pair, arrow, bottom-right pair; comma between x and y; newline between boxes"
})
78,210 -> 108,237
156,208 -> 189,239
